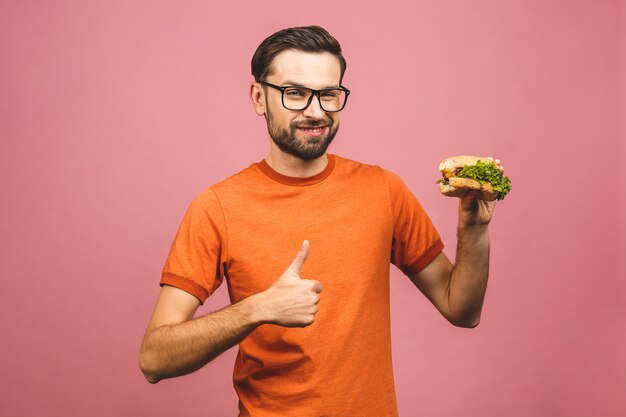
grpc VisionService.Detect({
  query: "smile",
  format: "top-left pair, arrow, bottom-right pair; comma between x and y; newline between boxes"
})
297,126 -> 328,136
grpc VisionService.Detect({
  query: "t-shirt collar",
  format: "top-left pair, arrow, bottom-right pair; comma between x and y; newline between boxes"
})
257,154 -> 336,186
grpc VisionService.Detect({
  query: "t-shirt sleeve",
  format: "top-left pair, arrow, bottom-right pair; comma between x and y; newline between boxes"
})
384,169 -> 444,276
160,188 -> 228,304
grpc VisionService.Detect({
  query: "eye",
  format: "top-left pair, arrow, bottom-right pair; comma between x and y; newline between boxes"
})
320,90 -> 340,100
284,88 -> 307,98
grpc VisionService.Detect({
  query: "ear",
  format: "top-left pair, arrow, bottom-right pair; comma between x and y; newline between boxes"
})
249,82 -> 266,116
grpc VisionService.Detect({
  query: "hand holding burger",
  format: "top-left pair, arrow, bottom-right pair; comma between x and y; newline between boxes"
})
437,156 -> 512,201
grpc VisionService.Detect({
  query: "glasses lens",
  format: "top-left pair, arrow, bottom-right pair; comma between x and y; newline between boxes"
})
319,89 -> 347,112
283,87 -> 313,111
282,88 -> 347,111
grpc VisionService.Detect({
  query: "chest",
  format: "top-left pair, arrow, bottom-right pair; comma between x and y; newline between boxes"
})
221,185 -> 393,300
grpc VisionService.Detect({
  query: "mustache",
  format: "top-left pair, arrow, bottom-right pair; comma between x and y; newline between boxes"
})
292,120 -> 332,128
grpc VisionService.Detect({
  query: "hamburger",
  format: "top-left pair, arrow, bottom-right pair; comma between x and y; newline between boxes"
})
437,156 -> 512,201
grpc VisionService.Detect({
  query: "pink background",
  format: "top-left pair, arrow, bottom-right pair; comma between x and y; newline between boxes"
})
1,1 -> 624,416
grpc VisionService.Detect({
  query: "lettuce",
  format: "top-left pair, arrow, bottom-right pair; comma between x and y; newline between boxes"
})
456,160 -> 512,200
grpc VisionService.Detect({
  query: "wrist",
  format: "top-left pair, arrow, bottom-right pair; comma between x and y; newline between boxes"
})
243,292 -> 273,326
458,223 -> 489,232
458,223 -> 489,241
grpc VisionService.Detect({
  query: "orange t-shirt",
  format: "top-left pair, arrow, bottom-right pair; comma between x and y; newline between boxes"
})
161,154 -> 444,417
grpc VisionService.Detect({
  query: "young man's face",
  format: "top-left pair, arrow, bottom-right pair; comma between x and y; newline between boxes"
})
260,50 -> 342,161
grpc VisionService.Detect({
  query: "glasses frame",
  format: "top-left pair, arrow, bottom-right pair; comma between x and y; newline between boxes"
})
258,80 -> 350,113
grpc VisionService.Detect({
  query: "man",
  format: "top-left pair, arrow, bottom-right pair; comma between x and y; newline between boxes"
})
140,26 -> 504,417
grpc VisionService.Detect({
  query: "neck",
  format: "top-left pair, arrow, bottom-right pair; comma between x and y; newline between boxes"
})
265,143 -> 328,178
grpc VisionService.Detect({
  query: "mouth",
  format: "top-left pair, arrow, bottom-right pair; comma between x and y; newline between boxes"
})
296,125 -> 328,136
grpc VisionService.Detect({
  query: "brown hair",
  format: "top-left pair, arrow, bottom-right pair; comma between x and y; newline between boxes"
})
251,25 -> 347,83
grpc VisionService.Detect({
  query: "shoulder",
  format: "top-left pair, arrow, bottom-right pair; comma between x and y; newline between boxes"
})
331,155 -> 412,198
181,163 -> 258,213
192,162 -> 263,202
333,154 -> 402,177
332,154 -> 391,180
211,162 -> 263,191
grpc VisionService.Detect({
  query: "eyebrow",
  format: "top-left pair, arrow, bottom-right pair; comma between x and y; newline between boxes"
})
281,80 -> 340,89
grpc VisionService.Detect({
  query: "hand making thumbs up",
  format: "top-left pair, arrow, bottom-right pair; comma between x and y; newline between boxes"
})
257,240 -> 323,328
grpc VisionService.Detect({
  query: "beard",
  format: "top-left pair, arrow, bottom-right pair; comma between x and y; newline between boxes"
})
265,106 -> 339,161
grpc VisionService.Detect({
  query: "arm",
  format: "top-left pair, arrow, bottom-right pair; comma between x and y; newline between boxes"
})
409,158 -> 503,327
139,285 -> 265,383
409,223 -> 489,328
139,240 -> 322,383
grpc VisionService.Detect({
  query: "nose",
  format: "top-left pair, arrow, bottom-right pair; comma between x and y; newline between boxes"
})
302,93 -> 326,118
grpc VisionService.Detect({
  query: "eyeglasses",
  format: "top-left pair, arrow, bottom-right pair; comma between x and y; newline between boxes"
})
259,80 -> 350,112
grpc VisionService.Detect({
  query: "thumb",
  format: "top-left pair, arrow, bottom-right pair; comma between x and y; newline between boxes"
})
287,240 -> 309,274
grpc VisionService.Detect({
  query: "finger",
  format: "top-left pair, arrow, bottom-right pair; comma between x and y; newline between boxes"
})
464,189 -> 493,202
481,190 -> 497,202
310,280 -> 323,293
455,188 -> 471,199
288,240 -> 309,274
487,156 -> 502,167
464,189 -> 480,199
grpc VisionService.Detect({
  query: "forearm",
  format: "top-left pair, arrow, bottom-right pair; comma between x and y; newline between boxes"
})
140,293 -> 266,383
448,224 -> 490,327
